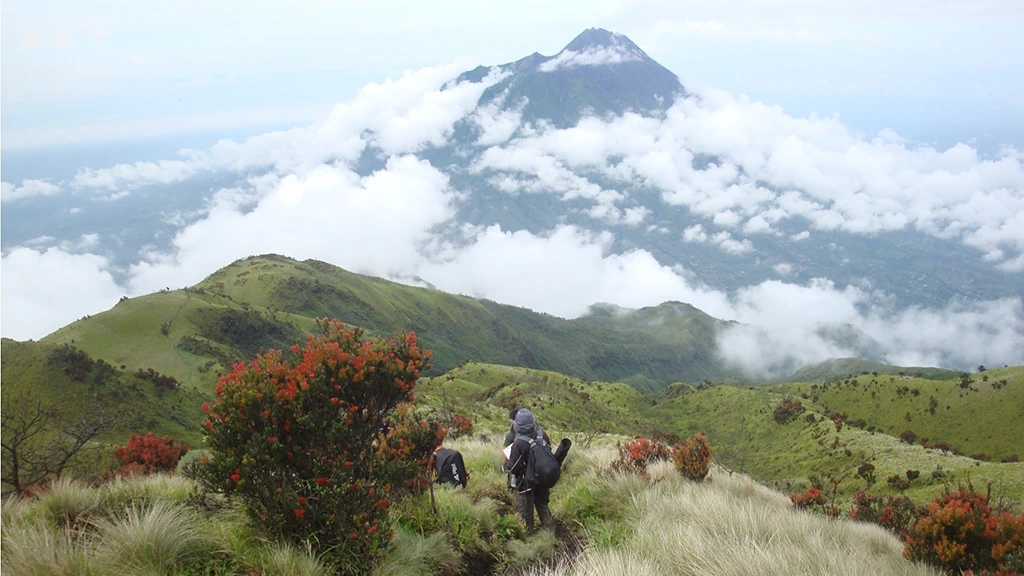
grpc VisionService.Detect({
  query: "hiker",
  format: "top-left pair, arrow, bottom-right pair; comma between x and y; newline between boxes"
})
505,407 -> 571,461
502,409 -> 557,531
503,407 -> 520,448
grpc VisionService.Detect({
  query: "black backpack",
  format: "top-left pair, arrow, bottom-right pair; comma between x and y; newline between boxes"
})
434,448 -> 467,488
518,433 -> 561,489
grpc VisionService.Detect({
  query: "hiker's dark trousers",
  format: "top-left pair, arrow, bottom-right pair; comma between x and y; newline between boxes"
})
514,486 -> 553,531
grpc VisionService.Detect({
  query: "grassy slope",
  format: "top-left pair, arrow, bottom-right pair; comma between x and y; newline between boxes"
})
36,254 -> 733,396
419,364 -> 1024,510
1,441 -> 942,576
0,339 -> 206,447
660,383 -> 1024,508
770,366 -> 1024,461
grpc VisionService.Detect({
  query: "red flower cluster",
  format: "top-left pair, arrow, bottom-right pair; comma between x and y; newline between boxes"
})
905,490 -> 1024,574
789,487 -> 840,518
610,437 -> 673,478
448,413 -> 474,439
113,432 -> 189,476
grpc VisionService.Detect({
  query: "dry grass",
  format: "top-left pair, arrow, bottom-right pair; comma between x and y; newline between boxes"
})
529,463 -> 941,576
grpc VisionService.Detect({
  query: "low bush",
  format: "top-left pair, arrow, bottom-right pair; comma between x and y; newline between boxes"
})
609,437 -> 672,478
848,490 -> 917,539
904,489 -> 1024,574
789,487 -> 840,518
772,398 -> 805,424
448,413 -> 475,440
114,432 -> 189,476
671,433 -> 712,483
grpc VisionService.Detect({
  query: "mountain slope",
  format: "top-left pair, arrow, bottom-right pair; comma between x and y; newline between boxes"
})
39,254 -> 737,393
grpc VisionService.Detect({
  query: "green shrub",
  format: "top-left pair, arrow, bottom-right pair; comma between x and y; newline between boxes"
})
197,319 -> 441,573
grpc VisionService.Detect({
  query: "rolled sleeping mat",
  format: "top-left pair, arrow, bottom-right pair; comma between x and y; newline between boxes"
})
554,438 -> 572,464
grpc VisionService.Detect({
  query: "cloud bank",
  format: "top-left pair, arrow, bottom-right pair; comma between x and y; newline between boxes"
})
2,61 -> 1022,378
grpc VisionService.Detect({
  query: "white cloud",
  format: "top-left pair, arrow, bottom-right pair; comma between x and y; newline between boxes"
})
0,247 -> 123,340
1,179 -> 61,202
127,155 -> 454,295
683,224 -> 708,243
73,160 -> 199,190
2,59 -> 1022,378
538,45 -> 643,72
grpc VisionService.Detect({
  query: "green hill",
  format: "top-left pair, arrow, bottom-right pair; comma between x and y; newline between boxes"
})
417,364 -> 1024,509
0,338 -> 208,466
770,366 -> 1024,462
784,358 -> 960,383
38,254 -> 736,394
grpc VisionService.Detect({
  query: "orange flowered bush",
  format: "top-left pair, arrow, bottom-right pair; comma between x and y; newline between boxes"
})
448,413 -> 474,439
904,489 -> 1024,574
197,319 -> 441,573
672,433 -> 712,482
790,486 -> 840,518
610,437 -> 672,478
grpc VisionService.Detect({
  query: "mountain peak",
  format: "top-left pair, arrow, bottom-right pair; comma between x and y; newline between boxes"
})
563,28 -> 638,52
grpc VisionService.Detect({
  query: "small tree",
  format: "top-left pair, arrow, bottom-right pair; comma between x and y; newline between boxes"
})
1,393 -> 117,496
198,319 -> 440,573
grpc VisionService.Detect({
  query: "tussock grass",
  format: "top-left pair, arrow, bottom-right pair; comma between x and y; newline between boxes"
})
91,500 -> 204,572
257,541 -> 330,576
99,472 -> 195,510
30,477 -> 100,527
0,517 -> 96,576
503,528 -> 559,567
373,527 -> 462,576
533,467 -> 941,576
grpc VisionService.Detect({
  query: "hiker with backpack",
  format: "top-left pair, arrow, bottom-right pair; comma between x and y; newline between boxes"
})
502,408 -> 560,531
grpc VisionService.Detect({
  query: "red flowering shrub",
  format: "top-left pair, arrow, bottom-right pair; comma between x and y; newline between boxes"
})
904,489 -> 1024,574
672,433 -> 712,482
197,319 -> 439,573
790,487 -> 840,518
610,437 -> 672,478
375,403 -> 447,494
114,432 -> 189,475
848,490 -> 918,539
772,398 -> 805,424
447,413 -> 474,440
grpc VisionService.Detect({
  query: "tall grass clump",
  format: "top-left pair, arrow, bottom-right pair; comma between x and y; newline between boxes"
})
92,500 -> 205,572
0,517 -> 96,576
373,526 -> 462,576
29,477 -> 99,528
257,542 -> 331,576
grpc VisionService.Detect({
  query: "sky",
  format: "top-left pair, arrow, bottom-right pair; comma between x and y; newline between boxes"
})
2,0 -> 1023,376
3,0 -> 1023,152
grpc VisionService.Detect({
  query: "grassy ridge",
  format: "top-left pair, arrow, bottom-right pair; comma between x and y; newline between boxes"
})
783,358 -> 960,383
770,366 -> 1024,461
34,254 -> 735,398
